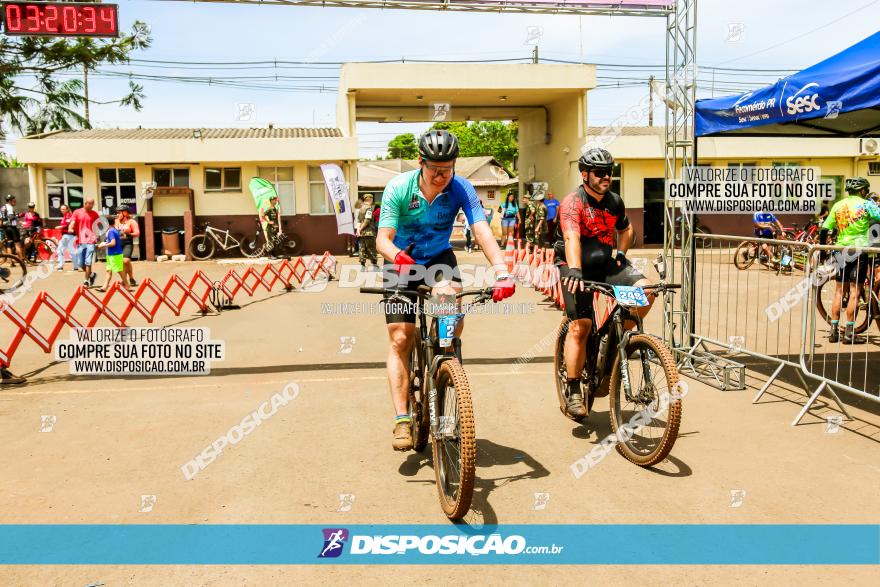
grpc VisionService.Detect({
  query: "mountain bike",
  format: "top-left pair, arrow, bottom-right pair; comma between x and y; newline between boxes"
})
360,284 -> 493,519
553,264 -> 683,467
733,232 -> 793,274
188,221 -> 250,260
239,218 -> 304,258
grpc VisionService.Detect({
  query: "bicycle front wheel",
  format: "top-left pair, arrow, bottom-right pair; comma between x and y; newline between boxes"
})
431,359 -> 475,519
188,234 -> 215,260
0,254 -> 27,293
608,334 -> 682,467
733,242 -> 757,270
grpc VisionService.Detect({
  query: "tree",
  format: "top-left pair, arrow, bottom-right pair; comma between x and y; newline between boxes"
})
430,121 -> 518,171
386,133 -> 418,159
0,19 -> 151,150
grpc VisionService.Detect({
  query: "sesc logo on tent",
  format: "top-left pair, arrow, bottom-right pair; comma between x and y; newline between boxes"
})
785,82 -> 821,115
349,533 -> 527,556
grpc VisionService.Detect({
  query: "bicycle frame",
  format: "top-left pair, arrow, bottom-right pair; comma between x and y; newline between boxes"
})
204,226 -> 240,251
415,303 -> 462,440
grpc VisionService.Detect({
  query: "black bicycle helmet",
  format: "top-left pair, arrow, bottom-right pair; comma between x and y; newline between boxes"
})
5,194 -> 14,202
845,176 -> 870,194
418,130 -> 460,162
578,148 -> 615,172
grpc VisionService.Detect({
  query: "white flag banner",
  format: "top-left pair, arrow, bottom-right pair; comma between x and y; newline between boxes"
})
320,163 -> 355,236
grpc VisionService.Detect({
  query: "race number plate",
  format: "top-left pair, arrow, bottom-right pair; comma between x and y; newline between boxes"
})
437,315 -> 461,347
612,285 -> 650,307
781,255 -> 792,267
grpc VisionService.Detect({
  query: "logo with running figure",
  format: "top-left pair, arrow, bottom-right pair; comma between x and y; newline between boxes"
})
318,528 -> 349,558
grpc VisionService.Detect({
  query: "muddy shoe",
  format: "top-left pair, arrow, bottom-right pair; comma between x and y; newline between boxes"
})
829,327 -> 840,343
565,392 -> 588,419
842,326 -> 866,345
392,422 -> 413,451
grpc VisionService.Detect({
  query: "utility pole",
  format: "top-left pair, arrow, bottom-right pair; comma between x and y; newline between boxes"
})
648,75 -> 654,127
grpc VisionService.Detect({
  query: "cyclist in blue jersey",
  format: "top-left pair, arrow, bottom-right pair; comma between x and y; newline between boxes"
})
376,130 -> 515,450
753,209 -> 785,262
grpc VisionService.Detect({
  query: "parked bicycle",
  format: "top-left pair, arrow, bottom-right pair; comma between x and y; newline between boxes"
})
553,258 -> 683,467
188,221 -> 252,260
239,218 -> 304,258
360,284 -> 493,519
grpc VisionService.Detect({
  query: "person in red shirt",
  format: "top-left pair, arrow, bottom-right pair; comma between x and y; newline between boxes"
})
55,204 -> 76,271
68,197 -> 100,288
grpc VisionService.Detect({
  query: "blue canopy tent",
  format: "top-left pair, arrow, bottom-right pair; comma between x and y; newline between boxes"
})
696,31 -> 880,137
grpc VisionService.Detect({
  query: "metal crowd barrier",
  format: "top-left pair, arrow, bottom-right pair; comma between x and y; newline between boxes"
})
0,254 -> 336,371
688,234 -> 879,425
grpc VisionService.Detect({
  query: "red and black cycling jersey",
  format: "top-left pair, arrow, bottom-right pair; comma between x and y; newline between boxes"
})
553,185 -> 630,277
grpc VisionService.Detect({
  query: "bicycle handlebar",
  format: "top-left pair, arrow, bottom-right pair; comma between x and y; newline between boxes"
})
359,285 -> 494,301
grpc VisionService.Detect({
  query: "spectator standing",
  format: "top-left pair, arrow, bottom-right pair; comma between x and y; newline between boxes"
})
96,215 -> 128,292
544,192 -> 560,241
116,206 -> 140,287
69,197 -> 99,288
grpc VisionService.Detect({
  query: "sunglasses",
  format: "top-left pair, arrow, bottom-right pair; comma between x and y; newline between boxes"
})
590,167 -> 613,178
422,162 -> 455,178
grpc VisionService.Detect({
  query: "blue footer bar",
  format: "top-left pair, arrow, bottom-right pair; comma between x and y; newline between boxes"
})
0,524 -> 877,564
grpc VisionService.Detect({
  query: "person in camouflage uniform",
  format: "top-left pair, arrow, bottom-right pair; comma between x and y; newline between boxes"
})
357,193 -> 378,269
523,194 -> 536,244
532,192 -> 548,246
259,195 -> 281,258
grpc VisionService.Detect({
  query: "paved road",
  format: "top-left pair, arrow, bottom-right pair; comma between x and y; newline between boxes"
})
0,253 -> 877,584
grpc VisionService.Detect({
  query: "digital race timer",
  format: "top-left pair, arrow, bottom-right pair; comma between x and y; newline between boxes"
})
1,2 -> 118,37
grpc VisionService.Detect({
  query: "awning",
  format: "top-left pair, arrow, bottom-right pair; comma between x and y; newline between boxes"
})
695,31 -> 880,138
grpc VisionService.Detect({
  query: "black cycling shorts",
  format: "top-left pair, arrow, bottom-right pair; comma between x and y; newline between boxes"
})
833,251 -> 870,283
3,226 -> 21,244
381,248 -> 461,324
558,260 -> 646,321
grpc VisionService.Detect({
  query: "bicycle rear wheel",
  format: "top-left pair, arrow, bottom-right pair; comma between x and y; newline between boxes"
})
409,342 -> 429,453
0,254 -> 27,293
816,279 -> 871,334
188,234 -> 215,260
431,359 -> 475,520
608,334 -> 682,467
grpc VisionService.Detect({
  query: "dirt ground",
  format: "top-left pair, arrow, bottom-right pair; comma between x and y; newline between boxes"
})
0,251 -> 877,585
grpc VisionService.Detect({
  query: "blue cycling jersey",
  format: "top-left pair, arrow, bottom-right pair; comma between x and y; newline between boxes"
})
378,170 -> 486,265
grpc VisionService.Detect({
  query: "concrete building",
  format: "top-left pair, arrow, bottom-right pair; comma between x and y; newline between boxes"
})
16,127 -> 359,255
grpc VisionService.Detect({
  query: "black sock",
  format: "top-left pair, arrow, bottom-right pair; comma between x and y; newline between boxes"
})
566,378 -> 581,395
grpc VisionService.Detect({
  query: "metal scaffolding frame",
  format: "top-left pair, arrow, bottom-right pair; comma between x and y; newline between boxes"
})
662,0 -> 697,352
163,0 -> 698,347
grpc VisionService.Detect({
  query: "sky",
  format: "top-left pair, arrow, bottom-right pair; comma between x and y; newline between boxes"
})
5,0 -> 880,158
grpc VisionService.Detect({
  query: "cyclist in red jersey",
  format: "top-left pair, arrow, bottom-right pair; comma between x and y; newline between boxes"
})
554,148 -> 654,418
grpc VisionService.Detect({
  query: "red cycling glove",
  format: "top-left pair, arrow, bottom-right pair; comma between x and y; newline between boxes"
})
492,275 -> 516,302
393,249 -> 416,274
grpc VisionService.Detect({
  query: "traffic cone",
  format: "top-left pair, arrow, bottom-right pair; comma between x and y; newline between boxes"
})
504,240 -> 515,274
